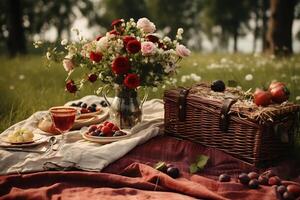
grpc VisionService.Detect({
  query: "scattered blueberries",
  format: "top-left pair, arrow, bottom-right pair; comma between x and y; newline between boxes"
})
100,100 -> 108,107
81,103 -> 87,108
211,80 -> 226,92
219,174 -> 231,182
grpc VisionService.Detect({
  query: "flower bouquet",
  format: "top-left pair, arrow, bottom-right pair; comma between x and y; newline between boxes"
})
38,17 -> 190,128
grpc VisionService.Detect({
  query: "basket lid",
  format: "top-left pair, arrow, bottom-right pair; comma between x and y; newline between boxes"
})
164,83 -> 300,124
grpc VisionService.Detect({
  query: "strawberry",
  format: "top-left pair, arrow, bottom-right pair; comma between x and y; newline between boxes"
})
89,51 -> 103,63
112,125 -> 120,132
106,122 -> 115,129
253,89 -> 272,106
101,126 -> 112,136
103,121 -> 110,126
88,125 -> 97,133
88,74 -> 98,83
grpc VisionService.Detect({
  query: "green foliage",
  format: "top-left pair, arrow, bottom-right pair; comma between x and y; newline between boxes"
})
189,154 -> 210,173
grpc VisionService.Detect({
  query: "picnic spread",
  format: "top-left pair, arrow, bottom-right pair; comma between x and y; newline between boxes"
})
1,17 -> 300,200
1,92 -> 300,200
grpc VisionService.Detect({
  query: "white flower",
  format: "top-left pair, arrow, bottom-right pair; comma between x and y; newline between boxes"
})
61,39 -> 68,45
71,27 -> 79,35
190,73 -> 201,82
177,28 -> 184,35
176,44 -> 191,57
163,36 -> 171,43
152,87 -> 158,92
141,41 -> 156,56
137,18 -> 156,33
33,40 -> 42,48
220,58 -> 227,64
245,74 -> 253,81
19,74 -> 25,80
9,85 -> 15,90
46,52 -> 51,60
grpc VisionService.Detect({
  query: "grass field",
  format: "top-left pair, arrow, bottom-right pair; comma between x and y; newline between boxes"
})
1,53 -> 300,133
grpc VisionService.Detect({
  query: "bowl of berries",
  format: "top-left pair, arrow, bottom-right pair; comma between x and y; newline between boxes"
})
70,101 -> 104,119
82,121 -> 130,144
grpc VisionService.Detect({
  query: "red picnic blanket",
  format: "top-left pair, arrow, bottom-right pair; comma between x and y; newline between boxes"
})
1,136 -> 299,200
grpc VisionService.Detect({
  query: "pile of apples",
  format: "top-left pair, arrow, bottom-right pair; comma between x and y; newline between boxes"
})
253,82 -> 290,106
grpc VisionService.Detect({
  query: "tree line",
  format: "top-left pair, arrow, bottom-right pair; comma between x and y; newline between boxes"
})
0,0 -> 299,57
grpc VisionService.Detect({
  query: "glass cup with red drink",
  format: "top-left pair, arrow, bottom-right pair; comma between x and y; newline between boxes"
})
49,106 -> 78,149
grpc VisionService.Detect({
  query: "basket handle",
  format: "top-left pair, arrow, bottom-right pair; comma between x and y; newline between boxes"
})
219,98 -> 237,132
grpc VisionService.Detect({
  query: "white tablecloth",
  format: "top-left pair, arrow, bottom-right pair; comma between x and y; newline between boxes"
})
0,96 -> 164,175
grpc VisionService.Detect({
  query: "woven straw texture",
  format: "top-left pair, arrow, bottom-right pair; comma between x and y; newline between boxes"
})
164,84 -> 300,166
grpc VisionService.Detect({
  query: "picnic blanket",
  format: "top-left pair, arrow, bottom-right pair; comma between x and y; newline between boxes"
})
1,136 -> 300,200
0,96 -> 164,174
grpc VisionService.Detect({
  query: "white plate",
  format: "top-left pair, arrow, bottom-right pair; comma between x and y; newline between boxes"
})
81,129 -> 132,144
0,134 -> 48,148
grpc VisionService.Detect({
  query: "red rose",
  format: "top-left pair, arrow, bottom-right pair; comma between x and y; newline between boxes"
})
96,35 -> 102,41
126,39 -> 141,54
112,56 -> 130,74
124,73 -> 140,89
123,36 -> 135,46
109,30 -> 120,35
146,34 -> 159,43
90,51 -> 103,63
111,19 -> 123,27
65,80 -> 77,93
88,73 -> 97,83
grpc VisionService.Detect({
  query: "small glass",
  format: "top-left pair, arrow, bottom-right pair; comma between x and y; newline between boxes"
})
49,106 -> 77,149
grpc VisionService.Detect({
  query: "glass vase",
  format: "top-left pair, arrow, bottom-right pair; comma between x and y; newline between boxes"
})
103,85 -> 147,129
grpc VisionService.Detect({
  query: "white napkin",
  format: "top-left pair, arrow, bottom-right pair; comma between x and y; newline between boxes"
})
0,96 -> 164,175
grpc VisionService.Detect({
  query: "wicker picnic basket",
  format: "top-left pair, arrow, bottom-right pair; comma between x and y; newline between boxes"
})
164,83 -> 300,166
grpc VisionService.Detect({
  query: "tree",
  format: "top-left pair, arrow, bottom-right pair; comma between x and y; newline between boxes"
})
5,0 -> 26,56
146,0 -> 203,39
0,0 -> 98,56
202,0 -> 253,52
267,0 -> 296,56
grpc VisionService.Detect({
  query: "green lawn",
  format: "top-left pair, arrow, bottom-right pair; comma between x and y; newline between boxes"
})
1,53 -> 300,132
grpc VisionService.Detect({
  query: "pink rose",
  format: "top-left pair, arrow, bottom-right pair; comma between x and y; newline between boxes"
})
141,42 -> 156,56
137,18 -> 156,33
176,44 -> 191,57
63,57 -> 74,72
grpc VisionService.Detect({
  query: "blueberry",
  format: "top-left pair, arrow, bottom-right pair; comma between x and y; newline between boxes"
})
238,173 -> 250,185
166,167 -> 180,179
248,179 -> 259,189
219,173 -> 231,182
91,103 -> 97,108
77,101 -> 83,107
88,106 -> 96,112
81,103 -> 87,108
211,80 -> 226,92
91,131 -> 99,136
113,131 -> 126,137
98,131 -> 105,137
100,100 -> 108,107
71,103 -> 77,107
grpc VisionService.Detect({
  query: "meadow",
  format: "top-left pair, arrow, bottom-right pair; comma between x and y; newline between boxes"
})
0,53 -> 300,132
